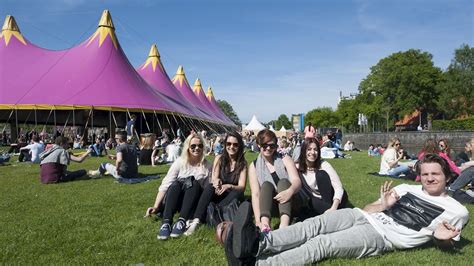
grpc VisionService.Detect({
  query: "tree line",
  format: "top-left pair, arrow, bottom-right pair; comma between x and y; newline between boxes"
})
219,44 -> 473,132
307,44 -> 473,132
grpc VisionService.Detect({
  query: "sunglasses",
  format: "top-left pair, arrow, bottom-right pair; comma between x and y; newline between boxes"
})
395,143 -> 401,146
190,144 -> 204,150
226,142 -> 239,148
261,143 -> 278,150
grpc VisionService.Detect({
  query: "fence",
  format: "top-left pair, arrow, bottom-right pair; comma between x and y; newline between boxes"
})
344,131 -> 474,154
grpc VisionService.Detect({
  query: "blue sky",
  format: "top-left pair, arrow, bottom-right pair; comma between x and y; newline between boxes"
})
2,0 -> 473,123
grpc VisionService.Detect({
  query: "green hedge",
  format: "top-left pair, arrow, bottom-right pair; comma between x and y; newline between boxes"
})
432,117 -> 474,130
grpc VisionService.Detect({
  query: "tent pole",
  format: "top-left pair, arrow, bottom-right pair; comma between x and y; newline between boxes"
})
53,108 -> 56,129
111,111 -> 118,128
153,111 -> 163,133
35,105 -> 38,130
14,108 -> 19,141
72,108 -> 75,137
34,107 -> 37,130
91,107 -> 94,141
165,114 -> 176,138
152,112 -> 155,133
179,115 -> 195,133
2,109 -> 14,133
42,108 -> 54,136
110,111 -> 117,138
22,109 -> 32,130
109,110 -> 112,139
141,109 -> 151,132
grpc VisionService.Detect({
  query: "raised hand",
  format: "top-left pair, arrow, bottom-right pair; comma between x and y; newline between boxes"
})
380,181 -> 399,210
433,221 -> 460,241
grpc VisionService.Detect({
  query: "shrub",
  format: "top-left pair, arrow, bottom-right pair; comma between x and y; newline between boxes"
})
432,117 -> 474,130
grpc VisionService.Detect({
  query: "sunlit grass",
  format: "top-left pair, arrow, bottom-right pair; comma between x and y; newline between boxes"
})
0,150 -> 472,264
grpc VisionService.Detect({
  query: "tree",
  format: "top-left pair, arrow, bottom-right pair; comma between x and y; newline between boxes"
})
358,49 -> 442,129
436,44 -> 474,119
336,98 -> 360,132
305,107 -> 339,129
275,114 -> 292,130
217,100 -> 241,125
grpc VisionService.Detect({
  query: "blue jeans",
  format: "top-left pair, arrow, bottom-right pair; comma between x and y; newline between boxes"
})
387,164 -> 410,177
0,154 -> 11,164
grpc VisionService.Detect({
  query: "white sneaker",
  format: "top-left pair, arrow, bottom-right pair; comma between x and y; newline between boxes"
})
184,219 -> 200,236
88,170 -> 101,179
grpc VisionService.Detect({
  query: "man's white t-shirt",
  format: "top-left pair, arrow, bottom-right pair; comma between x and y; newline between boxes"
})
361,184 -> 469,249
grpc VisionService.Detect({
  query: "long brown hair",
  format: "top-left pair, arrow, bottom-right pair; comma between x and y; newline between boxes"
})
298,138 -> 322,173
420,139 -> 439,154
217,131 -> 247,183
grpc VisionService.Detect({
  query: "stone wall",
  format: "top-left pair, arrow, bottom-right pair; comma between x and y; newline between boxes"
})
344,131 -> 474,154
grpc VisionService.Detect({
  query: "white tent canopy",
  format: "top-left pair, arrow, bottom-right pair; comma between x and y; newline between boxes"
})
269,125 -> 275,131
244,115 -> 266,131
279,126 -> 287,132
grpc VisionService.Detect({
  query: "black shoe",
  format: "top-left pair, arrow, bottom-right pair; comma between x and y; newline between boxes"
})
224,224 -> 256,266
233,201 -> 259,259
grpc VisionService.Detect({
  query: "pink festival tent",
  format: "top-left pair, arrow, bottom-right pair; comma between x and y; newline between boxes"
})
0,10 -> 234,126
192,79 -> 233,124
205,86 -> 234,124
136,44 -> 218,123
171,65 -> 224,123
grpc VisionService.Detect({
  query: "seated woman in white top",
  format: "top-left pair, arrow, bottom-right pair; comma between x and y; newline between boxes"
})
379,137 -> 411,177
145,134 -> 211,240
297,137 -> 348,217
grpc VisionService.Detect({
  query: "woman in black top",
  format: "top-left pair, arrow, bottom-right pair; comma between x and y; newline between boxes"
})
185,131 -> 247,235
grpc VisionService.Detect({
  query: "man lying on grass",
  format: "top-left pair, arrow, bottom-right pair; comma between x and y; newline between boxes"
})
221,153 -> 469,265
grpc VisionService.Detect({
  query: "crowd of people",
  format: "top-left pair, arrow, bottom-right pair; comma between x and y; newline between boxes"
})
1,123 -> 472,265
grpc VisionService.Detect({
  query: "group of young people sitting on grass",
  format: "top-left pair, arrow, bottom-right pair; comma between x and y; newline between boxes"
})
144,129 -> 349,240
143,129 -> 469,265
34,128 -> 471,264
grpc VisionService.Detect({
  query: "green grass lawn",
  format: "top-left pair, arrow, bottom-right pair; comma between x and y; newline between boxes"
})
0,151 -> 472,264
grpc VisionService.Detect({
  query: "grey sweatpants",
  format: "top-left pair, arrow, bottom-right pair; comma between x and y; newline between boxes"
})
256,208 -> 390,265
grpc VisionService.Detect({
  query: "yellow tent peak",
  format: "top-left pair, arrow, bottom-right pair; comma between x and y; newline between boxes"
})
206,86 -> 215,98
86,10 -> 118,49
98,10 -> 115,29
194,78 -> 202,87
176,65 -> 185,75
172,66 -> 190,89
140,44 -> 163,72
193,78 -> 203,94
148,44 -> 160,58
2,15 -> 20,32
1,15 -> 26,46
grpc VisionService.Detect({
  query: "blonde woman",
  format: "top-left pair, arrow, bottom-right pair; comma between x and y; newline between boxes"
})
145,134 -> 211,240
379,137 -> 411,177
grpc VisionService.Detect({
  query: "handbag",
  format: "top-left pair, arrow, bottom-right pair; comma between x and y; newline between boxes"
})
206,198 -> 239,227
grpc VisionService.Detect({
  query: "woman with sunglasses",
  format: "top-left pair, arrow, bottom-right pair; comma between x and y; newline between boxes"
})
297,138 -> 348,217
249,129 -> 301,232
439,139 -> 456,161
184,131 -> 247,235
145,133 -> 211,240
379,137 -> 411,178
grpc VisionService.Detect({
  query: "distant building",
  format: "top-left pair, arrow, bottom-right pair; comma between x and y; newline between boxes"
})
338,91 -> 358,104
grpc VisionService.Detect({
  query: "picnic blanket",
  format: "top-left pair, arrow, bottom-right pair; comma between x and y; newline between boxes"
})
115,174 -> 160,184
